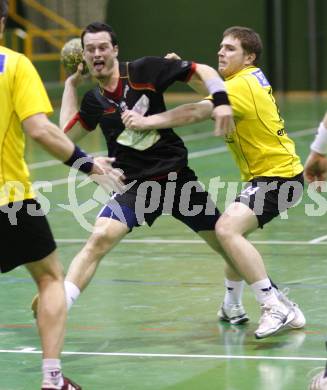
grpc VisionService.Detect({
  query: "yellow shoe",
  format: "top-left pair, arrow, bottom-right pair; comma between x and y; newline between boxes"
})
31,294 -> 39,319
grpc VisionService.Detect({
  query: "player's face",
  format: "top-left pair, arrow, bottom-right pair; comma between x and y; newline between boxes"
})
218,35 -> 255,78
82,31 -> 118,80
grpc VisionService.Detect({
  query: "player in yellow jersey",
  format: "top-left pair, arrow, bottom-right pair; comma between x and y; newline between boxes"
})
0,1 -> 122,389
121,26 -> 305,339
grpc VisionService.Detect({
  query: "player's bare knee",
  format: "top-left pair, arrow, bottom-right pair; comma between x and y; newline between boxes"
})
215,217 -> 235,241
35,270 -> 64,291
87,229 -> 116,255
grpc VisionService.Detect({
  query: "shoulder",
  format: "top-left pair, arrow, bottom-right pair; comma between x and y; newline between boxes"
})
232,68 -> 270,87
83,87 -> 103,101
1,49 -> 44,89
128,56 -> 165,70
248,68 -> 271,86
0,46 -> 21,60
0,47 -> 29,72
83,88 -> 98,100
80,87 -> 103,110
131,56 -> 165,65
226,74 -> 251,95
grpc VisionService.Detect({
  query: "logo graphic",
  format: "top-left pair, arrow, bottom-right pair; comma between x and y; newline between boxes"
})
252,69 -> 270,87
58,158 -> 135,232
0,54 -> 6,73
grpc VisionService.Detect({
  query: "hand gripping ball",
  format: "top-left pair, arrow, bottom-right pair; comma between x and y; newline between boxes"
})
60,38 -> 88,74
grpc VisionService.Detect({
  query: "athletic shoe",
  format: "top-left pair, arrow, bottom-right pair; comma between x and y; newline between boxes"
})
31,294 -> 39,319
254,302 -> 295,339
218,303 -> 249,325
42,376 -> 82,390
277,288 -> 306,329
310,369 -> 327,390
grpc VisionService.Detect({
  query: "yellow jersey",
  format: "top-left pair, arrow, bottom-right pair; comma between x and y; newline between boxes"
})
221,66 -> 303,181
0,46 -> 53,206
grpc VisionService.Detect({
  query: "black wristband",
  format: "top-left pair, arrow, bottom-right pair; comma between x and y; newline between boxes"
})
211,91 -> 230,107
64,145 -> 94,174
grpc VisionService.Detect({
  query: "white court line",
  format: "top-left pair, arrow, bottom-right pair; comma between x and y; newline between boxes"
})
291,127 -> 316,137
309,235 -> 327,244
30,146 -> 228,189
55,238 -> 326,245
189,145 -> 227,158
28,131 -> 215,170
33,175 -> 85,190
0,349 -> 325,362
29,151 -> 106,170
28,127 -> 315,188
28,127 -> 315,171
29,145 -> 226,171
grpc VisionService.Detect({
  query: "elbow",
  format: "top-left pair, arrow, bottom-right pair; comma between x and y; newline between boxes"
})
195,63 -> 210,72
183,105 -> 200,123
182,104 -> 210,123
28,122 -> 50,143
27,121 -> 56,146
194,63 -> 214,79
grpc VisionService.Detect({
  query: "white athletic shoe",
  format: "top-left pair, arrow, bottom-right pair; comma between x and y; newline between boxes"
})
254,302 -> 295,339
277,289 -> 306,329
310,369 -> 327,390
218,303 -> 249,325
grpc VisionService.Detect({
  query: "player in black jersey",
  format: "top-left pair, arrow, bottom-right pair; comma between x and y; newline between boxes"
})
33,22 -> 236,320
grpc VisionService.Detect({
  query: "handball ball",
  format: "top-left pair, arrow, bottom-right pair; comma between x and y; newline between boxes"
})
60,38 -> 88,74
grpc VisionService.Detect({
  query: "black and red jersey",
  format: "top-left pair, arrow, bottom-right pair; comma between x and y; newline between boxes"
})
76,56 -> 196,181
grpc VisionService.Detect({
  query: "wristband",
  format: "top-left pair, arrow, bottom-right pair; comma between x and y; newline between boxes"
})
310,122 -> 327,155
64,145 -> 94,174
211,91 -> 230,107
204,77 -> 226,94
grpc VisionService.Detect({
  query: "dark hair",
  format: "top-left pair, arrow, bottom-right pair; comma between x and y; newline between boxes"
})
223,26 -> 262,66
81,22 -> 118,48
0,0 -> 8,18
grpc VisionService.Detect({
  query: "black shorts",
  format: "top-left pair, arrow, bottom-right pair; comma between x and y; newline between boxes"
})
0,199 -> 56,273
235,172 -> 304,228
99,166 -> 220,232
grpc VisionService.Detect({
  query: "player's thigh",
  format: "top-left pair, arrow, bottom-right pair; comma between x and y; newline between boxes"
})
25,250 -> 64,283
90,216 -> 129,248
0,199 -> 57,273
172,174 -> 220,232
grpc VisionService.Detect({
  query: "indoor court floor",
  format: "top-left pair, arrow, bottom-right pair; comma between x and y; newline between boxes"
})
1,96 -> 327,389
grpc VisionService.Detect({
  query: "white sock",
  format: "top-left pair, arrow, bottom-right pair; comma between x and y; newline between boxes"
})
42,358 -> 63,389
250,278 -> 280,306
272,286 -> 281,298
64,280 -> 81,311
223,278 -> 244,306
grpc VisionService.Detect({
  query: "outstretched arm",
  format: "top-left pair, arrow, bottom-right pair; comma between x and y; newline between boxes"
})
165,53 -> 234,135
304,112 -> 327,189
23,113 -> 124,191
165,53 -> 220,96
122,100 -> 213,130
